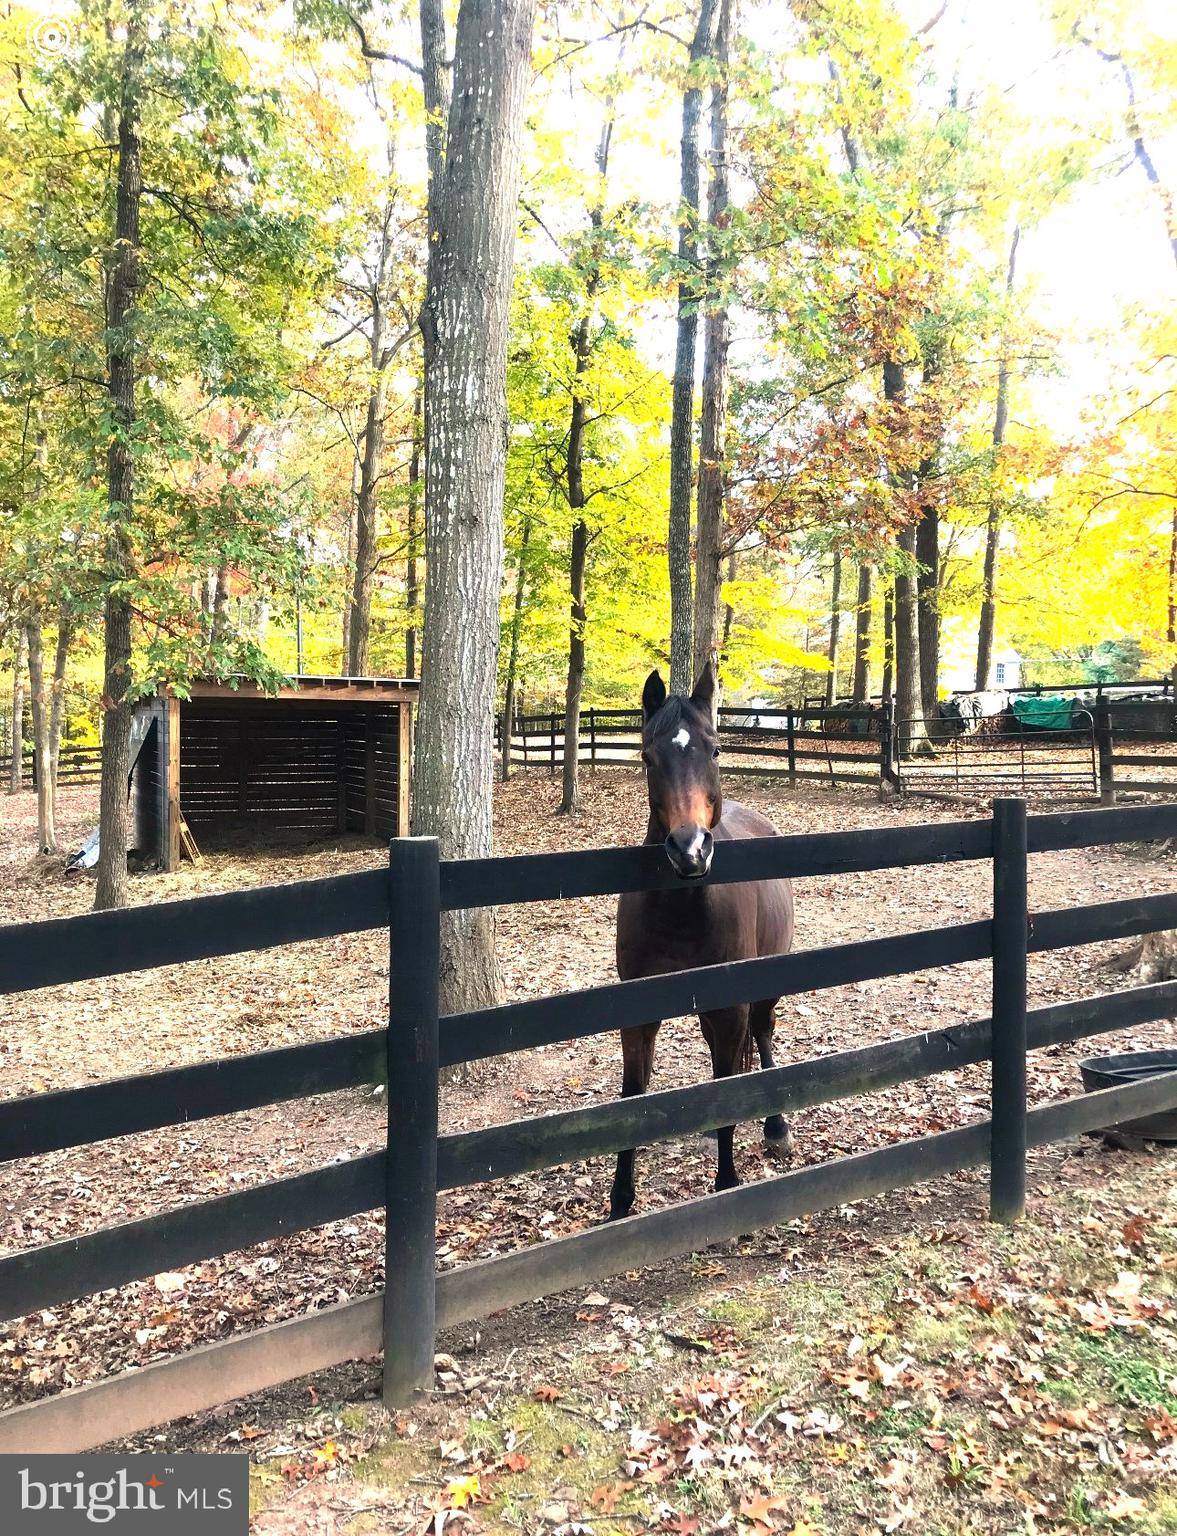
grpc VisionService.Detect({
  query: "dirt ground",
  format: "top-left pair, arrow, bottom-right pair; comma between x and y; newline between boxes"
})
1,770 -> 1174,1529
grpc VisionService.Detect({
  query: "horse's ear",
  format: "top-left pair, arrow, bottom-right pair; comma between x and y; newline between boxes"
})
642,670 -> 667,720
689,657 -> 717,717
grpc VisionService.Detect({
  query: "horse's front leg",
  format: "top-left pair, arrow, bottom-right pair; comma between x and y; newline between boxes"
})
701,1006 -> 750,1193
609,1023 -> 659,1220
751,998 -> 791,1159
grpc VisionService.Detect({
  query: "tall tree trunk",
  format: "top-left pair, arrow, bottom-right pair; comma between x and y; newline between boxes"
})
341,474 -> 355,668
558,514 -> 588,814
852,563 -> 872,703
348,370 -> 387,675
668,0 -> 720,695
884,360 -> 925,756
720,549 -> 737,656
976,225 -> 1020,690
412,0 -> 535,1016
405,381 -> 422,677
26,619 -> 56,852
50,609 -> 72,782
95,2 -> 144,913
501,517 -> 530,784
894,524 -> 923,755
915,496 -> 939,714
8,627 -> 26,793
1115,58 -> 1177,271
881,581 -> 894,705
558,111 -> 614,814
692,0 -> 730,690
824,551 -> 842,707
210,563 -> 231,652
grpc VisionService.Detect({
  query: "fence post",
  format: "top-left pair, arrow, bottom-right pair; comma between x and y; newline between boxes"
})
786,709 -> 797,788
549,714 -> 556,778
589,707 -> 597,772
1096,703 -> 1115,806
990,797 -> 1028,1224
879,698 -> 896,787
383,836 -> 441,1406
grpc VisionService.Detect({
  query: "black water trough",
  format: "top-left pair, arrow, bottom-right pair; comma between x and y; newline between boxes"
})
1080,1050 -> 1177,1144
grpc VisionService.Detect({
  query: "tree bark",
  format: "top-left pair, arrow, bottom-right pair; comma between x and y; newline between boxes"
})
668,0 -> 720,695
348,199 -> 400,677
824,550 -> 842,707
976,225 -> 1020,690
412,0 -> 535,1017
405,380 -> 422,677
26,619 -> 56,852
881,580 -> 894,705
720,548 -> 737,656
341,471 -> 355,667
8,627 -> 26,793
348,369 -> 387,675
894,524 -> 923,755
884,360 -> 925,756
50,608 -> 72,782
852,563 -> 872,703
1116,59 -> 1177,271
692,0 -> 730,689
558,110 -> 614,814
210,563 -> 231,651
915,494 -> 939,714
501,516 -> 530,784
95,1 -> 144,913
558,514 -> 588,813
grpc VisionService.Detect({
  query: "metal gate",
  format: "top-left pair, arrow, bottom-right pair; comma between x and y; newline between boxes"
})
894,710 -> 1099,800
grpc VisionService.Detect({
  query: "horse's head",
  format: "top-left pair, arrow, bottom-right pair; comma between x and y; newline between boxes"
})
639,663 -> 721,879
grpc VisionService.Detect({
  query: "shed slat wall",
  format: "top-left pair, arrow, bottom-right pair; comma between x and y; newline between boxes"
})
178,701 -> 401,840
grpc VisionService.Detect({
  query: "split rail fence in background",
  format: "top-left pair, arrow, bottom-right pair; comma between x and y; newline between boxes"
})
502,701 -> 1177,804
0,801 -> 1175,1451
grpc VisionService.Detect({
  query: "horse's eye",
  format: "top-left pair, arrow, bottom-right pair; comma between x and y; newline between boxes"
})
712,747 -> 721,760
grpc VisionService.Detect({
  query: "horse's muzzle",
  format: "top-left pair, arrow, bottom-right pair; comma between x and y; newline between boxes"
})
664,825 -> 714,879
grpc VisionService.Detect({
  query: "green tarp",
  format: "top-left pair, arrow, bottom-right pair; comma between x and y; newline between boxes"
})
1010,695 -> 1075,730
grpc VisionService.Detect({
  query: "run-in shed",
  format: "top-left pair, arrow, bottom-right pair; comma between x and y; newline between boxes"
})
130,676 -> 417,870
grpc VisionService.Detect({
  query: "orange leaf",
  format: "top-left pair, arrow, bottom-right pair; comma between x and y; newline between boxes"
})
739,1492 -> 791,1532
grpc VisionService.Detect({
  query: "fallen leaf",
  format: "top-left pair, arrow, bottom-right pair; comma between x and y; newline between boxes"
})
443,1473 -> 481,1510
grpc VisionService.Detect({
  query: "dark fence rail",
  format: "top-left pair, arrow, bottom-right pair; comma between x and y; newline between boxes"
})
500,705 -> 885,789
1,801 -> 1176,1452
17,743 -> 103,786
502,702 -> 1177,806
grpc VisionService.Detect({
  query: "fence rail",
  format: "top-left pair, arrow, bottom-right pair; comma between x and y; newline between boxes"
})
1,801 -> 1175,1452
502,702 -> 1177,805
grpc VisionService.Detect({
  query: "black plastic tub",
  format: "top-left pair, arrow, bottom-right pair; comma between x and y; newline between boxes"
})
1080,1051 -> 1177,1144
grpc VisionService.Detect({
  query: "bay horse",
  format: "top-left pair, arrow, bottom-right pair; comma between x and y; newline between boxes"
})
610,662 -> 795,1219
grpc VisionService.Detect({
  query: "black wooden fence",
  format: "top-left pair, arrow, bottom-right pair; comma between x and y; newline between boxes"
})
1,801 -> 1176,1452
503,705 -> 886,789
504,702 -> 1177,804
21,744 -> 103,786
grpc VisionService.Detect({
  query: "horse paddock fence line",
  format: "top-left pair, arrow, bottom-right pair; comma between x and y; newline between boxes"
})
500,702 -> 1177,804
1,801 -> 1176,1451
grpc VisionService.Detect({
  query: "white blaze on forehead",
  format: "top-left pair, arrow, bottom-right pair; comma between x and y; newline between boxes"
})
672,727 -> 691,751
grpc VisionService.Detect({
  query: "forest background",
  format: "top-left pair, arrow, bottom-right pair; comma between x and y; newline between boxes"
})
1,0 -> 1174,871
